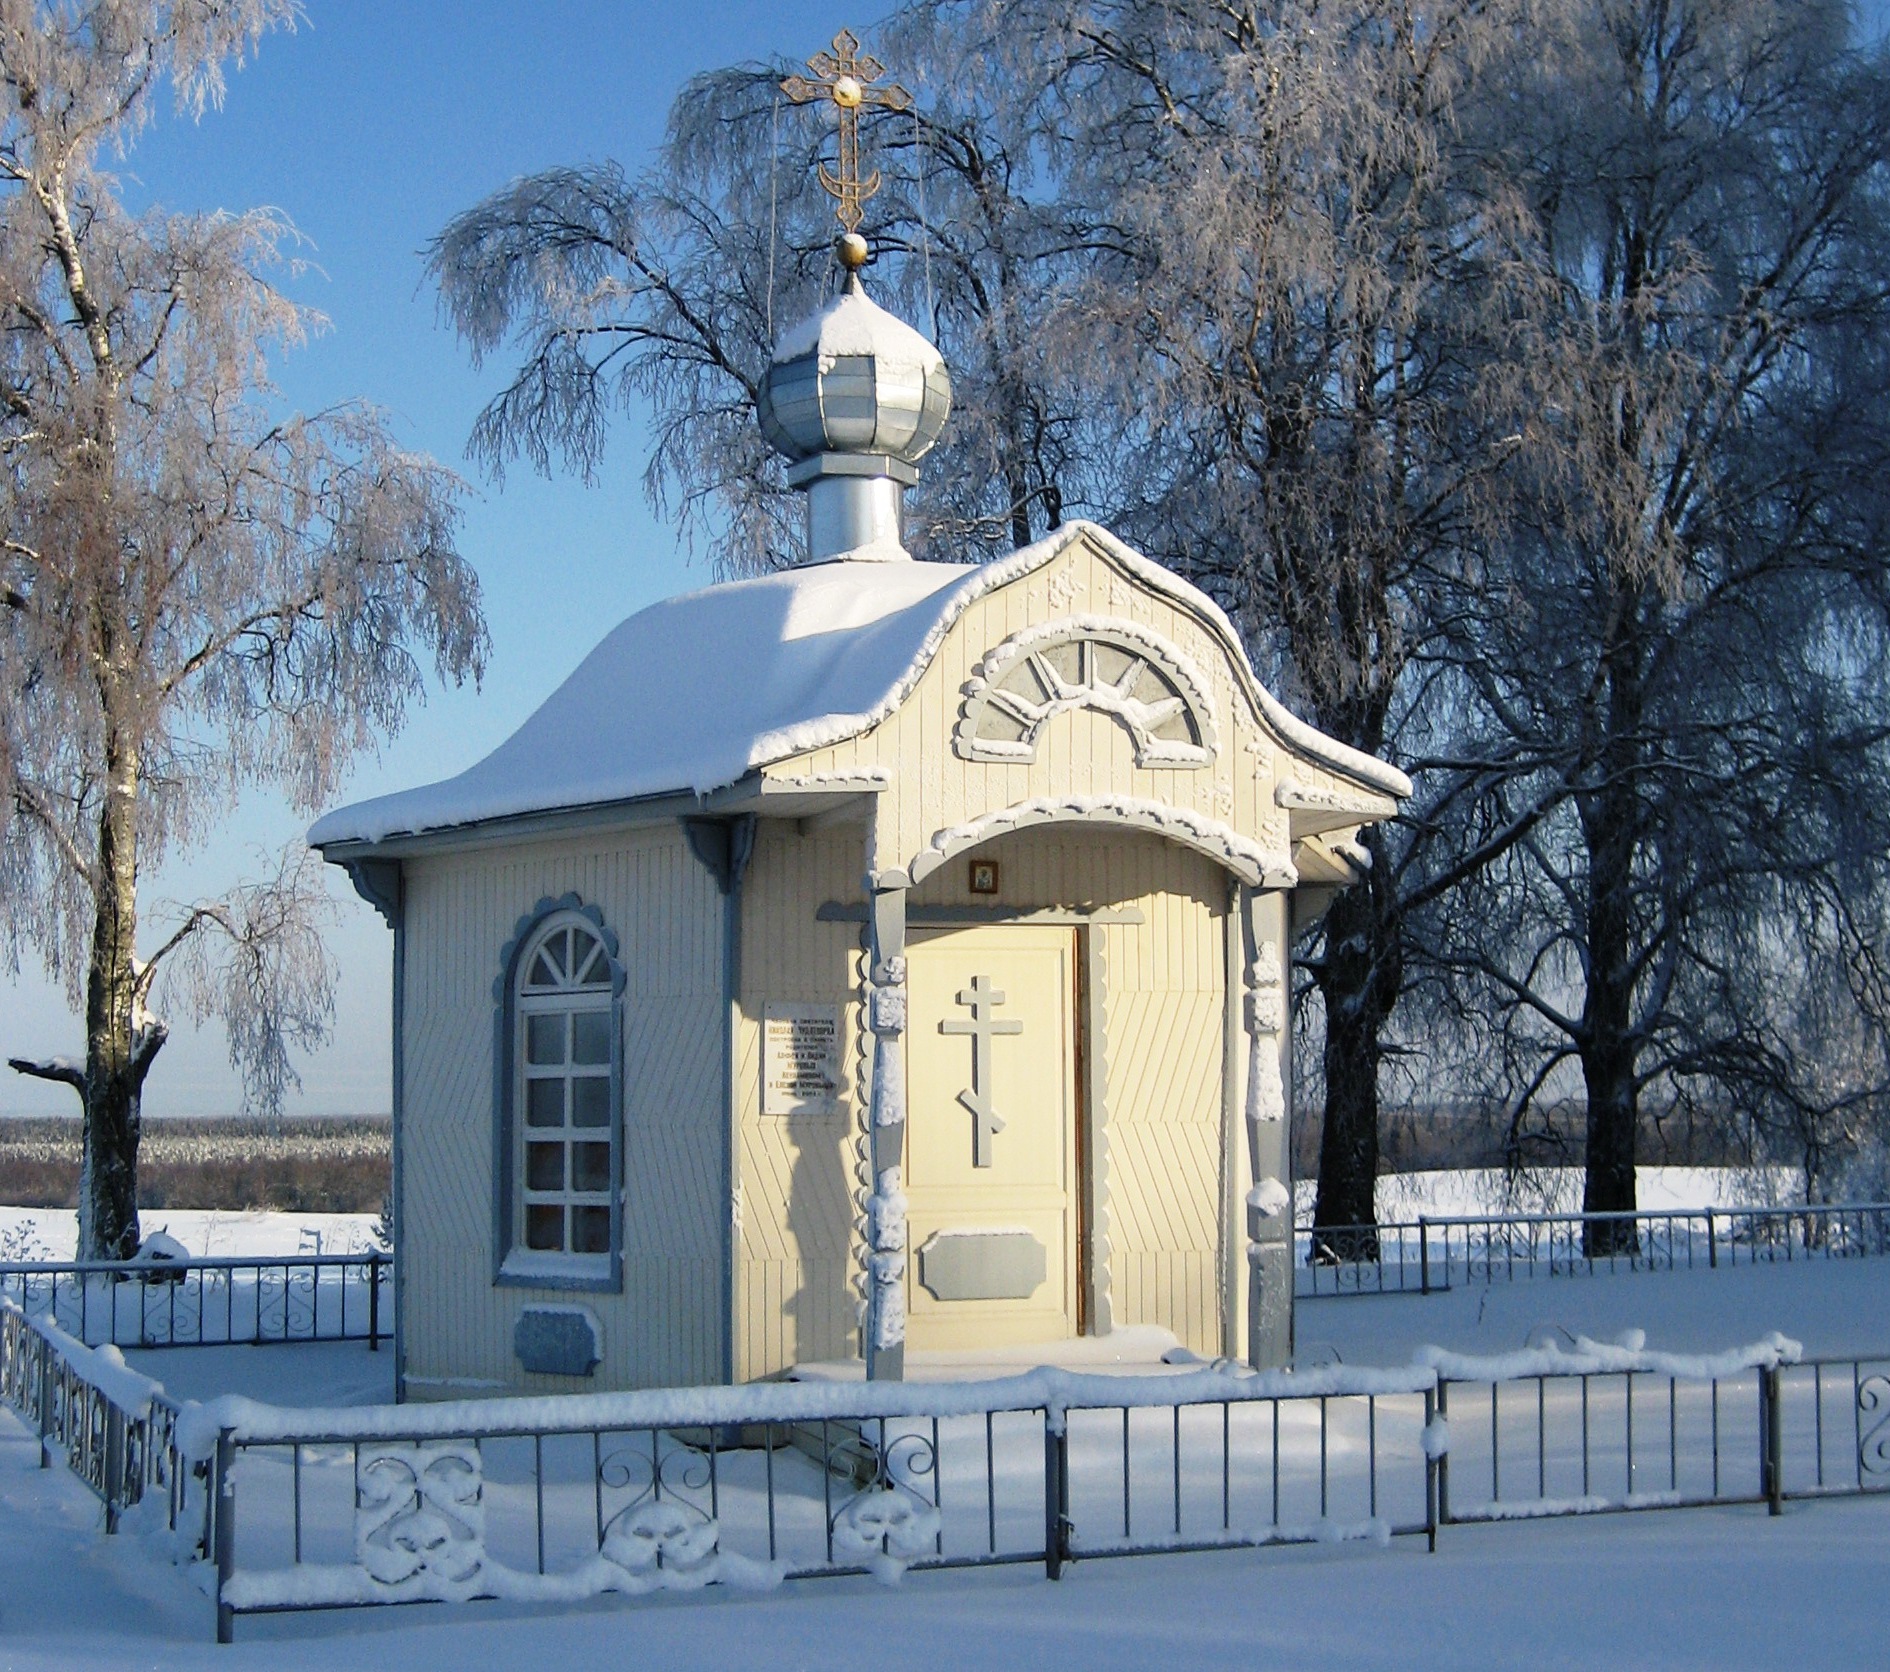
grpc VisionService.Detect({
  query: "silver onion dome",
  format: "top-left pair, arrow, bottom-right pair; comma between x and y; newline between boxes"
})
758,273 -> 952,562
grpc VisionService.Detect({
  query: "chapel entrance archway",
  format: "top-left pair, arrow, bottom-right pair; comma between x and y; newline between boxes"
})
901,923 -> 1084,1351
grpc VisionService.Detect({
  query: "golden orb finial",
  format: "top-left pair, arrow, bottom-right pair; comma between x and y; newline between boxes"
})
836,231 -> 871,270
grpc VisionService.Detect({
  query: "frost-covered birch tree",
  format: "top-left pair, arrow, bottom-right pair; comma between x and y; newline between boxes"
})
0,0 -> 486,1259
1429,0 -> 1890,1242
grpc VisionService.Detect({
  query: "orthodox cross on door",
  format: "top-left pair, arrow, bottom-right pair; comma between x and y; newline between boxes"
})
939,974 -> 1023,1168
780,30 -> 912,245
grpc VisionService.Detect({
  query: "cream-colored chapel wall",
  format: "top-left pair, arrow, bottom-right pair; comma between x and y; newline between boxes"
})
909,826 -> 1231,1359
734,823 -> 867,1383
400,824 -> 725,1398
730,820 -> 1233,1378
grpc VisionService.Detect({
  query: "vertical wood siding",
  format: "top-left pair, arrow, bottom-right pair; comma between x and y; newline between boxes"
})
906,827 -> 1230,1359
733,825 -> 867,1382
770,528 -> 1374,888
400,825 -> 724,1397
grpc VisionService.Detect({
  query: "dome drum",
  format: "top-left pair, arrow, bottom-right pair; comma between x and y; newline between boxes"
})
784,450 -> 918,489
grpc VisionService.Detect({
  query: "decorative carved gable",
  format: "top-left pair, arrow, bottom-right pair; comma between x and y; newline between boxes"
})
954,615 -> 1218,768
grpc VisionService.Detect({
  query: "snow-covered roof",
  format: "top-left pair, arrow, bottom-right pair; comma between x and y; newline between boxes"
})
309,522 -> 1411,850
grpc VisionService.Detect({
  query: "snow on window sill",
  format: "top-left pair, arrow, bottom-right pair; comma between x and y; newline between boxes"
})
496,1249 -> 618,1293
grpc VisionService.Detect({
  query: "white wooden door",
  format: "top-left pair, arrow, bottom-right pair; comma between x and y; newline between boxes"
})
903,925 -> 1079,1349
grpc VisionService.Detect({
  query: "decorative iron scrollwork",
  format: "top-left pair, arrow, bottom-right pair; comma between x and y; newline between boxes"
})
1859,1374 -> 1890,1478
598,1433 -> 719,1574
831,1425 -> 941,1578
355,1441 -> 486,1598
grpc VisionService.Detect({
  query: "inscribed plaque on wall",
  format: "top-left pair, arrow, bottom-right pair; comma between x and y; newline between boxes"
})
763,1003 -> 842,1114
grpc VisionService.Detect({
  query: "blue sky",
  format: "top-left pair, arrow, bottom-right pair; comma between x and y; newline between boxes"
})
1,1 -> 897,1115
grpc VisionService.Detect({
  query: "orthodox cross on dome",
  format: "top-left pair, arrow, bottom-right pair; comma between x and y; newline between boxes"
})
781,28 -> 912,268
939,974 -> 1023,1168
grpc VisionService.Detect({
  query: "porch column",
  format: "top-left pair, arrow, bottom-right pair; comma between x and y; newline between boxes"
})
1241,887 -> 1294,1368
865,881 -> 908,1380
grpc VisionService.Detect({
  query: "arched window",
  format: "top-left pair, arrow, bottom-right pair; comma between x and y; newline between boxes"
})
495,898 -> 624,1287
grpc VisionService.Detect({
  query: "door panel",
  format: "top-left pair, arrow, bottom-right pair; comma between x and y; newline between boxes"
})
904,925 -> 1078,1349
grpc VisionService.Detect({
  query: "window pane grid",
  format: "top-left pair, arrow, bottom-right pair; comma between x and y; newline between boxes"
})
513,912 -> 616,1264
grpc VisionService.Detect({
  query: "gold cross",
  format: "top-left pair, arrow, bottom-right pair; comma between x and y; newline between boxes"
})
781,29 -> 912,260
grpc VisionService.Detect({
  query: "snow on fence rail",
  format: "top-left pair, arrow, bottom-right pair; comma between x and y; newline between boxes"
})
0,1299 -> 194,1536
1296,1201 -> 1890,1297
0,1252 -> 389,1349
2,1301 -> 1884,1645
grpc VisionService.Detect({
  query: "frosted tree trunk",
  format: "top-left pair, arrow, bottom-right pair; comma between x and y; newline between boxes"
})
76,715 -> 160,1260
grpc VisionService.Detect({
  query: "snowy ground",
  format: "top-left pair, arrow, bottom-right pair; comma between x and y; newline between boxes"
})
1304,1257 -> 1890,1364
1358,1165 -> 1803,1221
0,1387 -> 1883,1671
0,1207 -> 380,1263
98,1248 -> 1890,1407
2,1187 -> 1887,1668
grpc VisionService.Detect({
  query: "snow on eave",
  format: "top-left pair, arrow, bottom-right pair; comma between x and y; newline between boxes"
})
1057,523 -> 1414,803
307,558 -> 976,849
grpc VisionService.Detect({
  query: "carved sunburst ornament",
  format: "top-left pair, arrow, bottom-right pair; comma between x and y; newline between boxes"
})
956,617 -> 1219,767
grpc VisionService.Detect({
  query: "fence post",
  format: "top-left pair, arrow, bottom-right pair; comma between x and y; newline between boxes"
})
1419,1218 -> 1432,1296
103,1404 -> 124,1534
1043,1414 -> 1070,1580
1423,1388 -> 1438,1552
214,1428 -> 237,1644
37,1337 -> 52,1468
1760,1365 -> 1783,1516
1435,1381 -> 1451,1528
367,1253 -> 382,1353
1705,1210 -> 1717,1269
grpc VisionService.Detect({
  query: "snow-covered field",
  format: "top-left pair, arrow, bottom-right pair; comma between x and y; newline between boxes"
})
0,1206 -> 380,1263
1301,1165 -> 1806,1224
0,1163 -> 1815,1266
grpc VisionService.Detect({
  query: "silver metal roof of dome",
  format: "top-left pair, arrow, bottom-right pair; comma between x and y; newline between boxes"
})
758,273 -> 952,469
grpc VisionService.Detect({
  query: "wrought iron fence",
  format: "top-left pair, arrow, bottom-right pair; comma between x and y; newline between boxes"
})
181,1361 -> 1441,1641
0,1252 -> 388,1348
3,1299 -> 1883,1646
1428,1339 -> 1890,1524
0,1298 -> 200,1537
1296,1202 -> 1890,1297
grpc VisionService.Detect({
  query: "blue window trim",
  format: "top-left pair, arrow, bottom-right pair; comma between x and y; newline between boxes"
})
492,893 -> 626,1293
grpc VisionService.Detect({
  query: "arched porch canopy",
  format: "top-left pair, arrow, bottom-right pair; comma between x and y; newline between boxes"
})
890,795 -> 1294,893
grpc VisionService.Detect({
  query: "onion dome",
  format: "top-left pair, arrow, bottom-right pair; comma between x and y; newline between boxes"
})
758,273 -> 952,467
